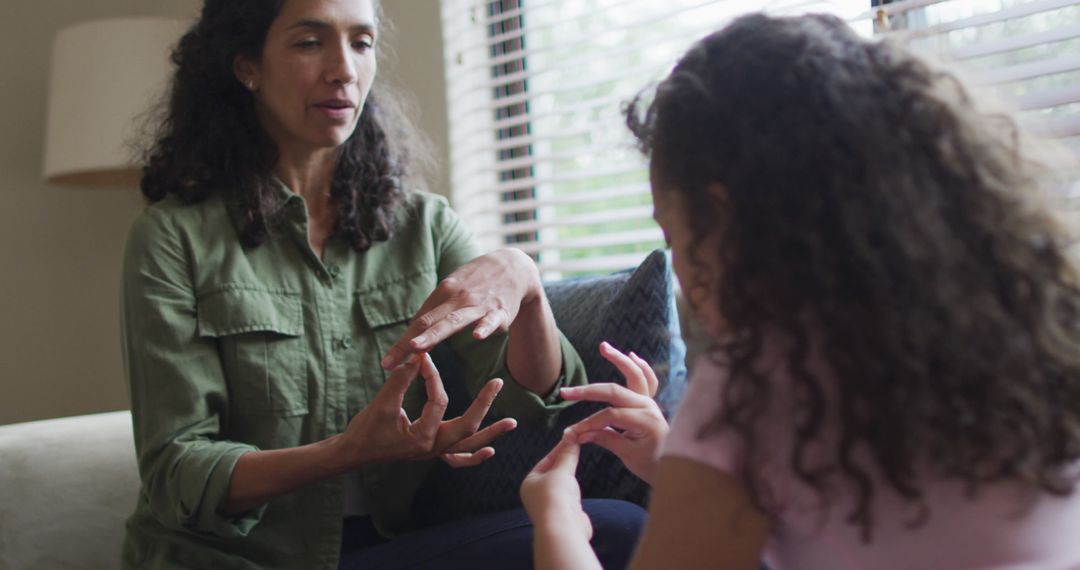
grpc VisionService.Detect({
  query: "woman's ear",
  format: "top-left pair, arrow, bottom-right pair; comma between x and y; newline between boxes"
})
706,182 -> 729,210
233,54 -> 259,91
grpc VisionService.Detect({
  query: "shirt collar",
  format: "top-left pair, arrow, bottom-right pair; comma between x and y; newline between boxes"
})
224,175 -> 308,237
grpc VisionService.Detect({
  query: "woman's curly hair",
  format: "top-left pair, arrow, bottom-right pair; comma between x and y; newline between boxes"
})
140,0 -> 424,251
628,13 -> 1080,538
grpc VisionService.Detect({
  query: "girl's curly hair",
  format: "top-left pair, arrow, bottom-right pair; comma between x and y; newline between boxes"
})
140,0 -> 424,251
628,13 -> 1080,538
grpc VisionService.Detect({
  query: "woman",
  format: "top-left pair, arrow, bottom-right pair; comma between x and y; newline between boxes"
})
121,0 -> 644,568
522,13 -> 1080,570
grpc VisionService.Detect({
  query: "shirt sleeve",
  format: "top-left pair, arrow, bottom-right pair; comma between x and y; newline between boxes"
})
659,354 -> 741,474
121,207 -> 264,538
428,195 -> 588,422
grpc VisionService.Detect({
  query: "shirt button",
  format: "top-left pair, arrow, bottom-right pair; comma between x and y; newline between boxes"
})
327,264 -> 341,279
340,337 -> 353,350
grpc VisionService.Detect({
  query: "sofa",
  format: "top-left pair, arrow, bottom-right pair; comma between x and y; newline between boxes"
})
0,250 -> 688,570
0,411 -> 138,570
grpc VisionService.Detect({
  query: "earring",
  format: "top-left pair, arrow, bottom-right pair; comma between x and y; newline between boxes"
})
246,80 -> 255,91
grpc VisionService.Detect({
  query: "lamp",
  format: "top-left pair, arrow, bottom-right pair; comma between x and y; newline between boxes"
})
42,18 -> 186,187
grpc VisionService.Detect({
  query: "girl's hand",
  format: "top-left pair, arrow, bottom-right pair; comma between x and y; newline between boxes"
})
561,341 -> 669,484
521,432 -> 593,541
381,249 -> 542,370
334,353 -> 517,469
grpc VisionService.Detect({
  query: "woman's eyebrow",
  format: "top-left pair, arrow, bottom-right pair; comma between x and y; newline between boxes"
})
287,19 -> 377,34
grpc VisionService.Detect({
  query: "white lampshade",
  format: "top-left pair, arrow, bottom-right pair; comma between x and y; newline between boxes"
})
42,18 -> 187,187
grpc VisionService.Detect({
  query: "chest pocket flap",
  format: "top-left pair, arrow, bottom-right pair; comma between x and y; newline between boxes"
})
197,287 -> 304,337
196,287 -> 307,416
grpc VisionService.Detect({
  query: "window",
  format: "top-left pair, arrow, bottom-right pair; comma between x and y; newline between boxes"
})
872,0 -> 1080,188
440,0 -> 1080,277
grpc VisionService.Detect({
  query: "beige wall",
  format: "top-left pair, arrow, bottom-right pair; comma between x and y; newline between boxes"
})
0,0 -> 450,425
381,1 -> 452,197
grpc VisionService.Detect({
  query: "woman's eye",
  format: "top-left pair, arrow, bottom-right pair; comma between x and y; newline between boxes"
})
295,39 -> 320,49
353,39 -> 374,51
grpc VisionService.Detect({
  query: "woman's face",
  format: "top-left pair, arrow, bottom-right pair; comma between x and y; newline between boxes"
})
237,0 -> 378,157
650,170 -> 727,337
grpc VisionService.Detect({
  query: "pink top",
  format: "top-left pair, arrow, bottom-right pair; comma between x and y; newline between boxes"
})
661,353 -> 1080,570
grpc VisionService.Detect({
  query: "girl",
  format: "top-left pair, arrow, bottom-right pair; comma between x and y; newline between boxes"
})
523,13 -> 1080,570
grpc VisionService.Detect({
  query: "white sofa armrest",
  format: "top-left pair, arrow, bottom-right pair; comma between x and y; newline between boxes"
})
0,411 -> 138,570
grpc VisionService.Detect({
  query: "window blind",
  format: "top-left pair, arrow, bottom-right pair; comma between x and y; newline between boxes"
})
870,0 -> 1080,177
440,0 -> 1080,276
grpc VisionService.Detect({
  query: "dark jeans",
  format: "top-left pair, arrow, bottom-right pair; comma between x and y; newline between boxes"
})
339,499 -> 646,570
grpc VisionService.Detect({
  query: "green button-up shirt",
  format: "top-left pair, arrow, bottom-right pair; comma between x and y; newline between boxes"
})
120,183 -> 586,569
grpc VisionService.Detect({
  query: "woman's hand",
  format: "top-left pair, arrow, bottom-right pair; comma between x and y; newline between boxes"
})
561,341 -> 669,484
381,249 -> 542,370
333,353 -> 517,469
225,354 -> 513,515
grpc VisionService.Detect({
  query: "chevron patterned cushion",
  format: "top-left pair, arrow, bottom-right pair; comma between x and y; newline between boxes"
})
413,249 -> 687,526
544,249 -> 688,418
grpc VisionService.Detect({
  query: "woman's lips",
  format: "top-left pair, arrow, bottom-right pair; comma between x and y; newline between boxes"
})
313,99 -> 355,120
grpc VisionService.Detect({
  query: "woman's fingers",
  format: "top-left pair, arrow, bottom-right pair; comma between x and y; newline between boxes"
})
376,354 -> 425,411
445,418 -> 518,453
599,342 -> 650,396
380,286 -> 459,369
429,378 -> 514,454
441,447 -> 495,468
559,382 -> 654,409
473,308 -> 509,340
382,251 -> 532,369
382,300 -> 495,368
457,379 -> 504,434
412,305 -> 489,352
409,354 -> 449,441
380,276 -> 464,367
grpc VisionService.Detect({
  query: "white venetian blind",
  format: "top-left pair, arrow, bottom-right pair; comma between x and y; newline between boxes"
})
439,0 -> 1079,277
439,0 -> 871,277
867,0 -> 1080,181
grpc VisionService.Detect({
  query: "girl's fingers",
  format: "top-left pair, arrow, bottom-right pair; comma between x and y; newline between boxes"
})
577,428 -> 636,459
599,342 -> 650,396
559,382 -> 654,409
565,407 -> 658,438
628,351 -> 660,397
534,431 -> 579,473
545,433 -> 582,474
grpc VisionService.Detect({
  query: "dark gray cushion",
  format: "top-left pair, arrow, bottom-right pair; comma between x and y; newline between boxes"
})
544,249 -> 687,418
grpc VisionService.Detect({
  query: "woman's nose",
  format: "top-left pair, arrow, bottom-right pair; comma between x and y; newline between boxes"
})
326,40 -> 358,86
